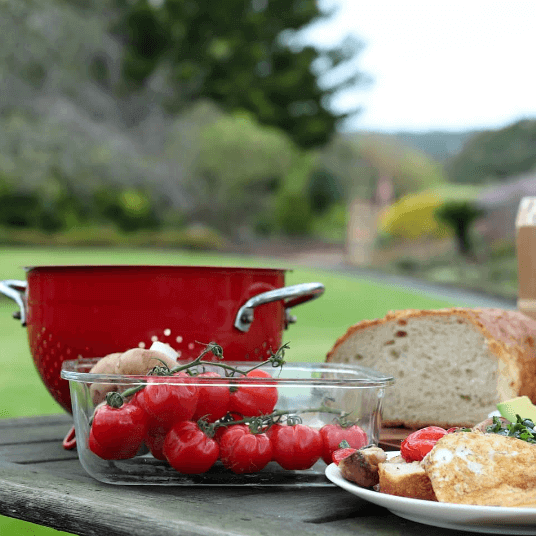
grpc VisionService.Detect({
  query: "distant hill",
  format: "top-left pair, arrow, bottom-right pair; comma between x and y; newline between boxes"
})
445,120 -> 536,183
387,130 -> 480,161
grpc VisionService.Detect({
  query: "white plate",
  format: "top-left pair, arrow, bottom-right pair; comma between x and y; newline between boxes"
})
325,454 -> 536,535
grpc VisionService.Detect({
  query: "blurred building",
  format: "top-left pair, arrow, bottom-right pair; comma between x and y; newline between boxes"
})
346,174 -> 394,266
475,171 -> 536,242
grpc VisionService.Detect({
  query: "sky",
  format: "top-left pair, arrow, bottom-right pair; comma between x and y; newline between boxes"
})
300,0 -> 536,133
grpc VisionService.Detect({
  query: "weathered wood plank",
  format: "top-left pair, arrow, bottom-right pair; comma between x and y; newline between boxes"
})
0,414 -> 72,445
33,458 -> 97,483
0,460 -> 394,536
0,441 -> 78,463
0,423 -> 73,446
0,414 -> 71,428
25,458 -> 375,525
324,515 -> 469,535
0,416 -> 437,536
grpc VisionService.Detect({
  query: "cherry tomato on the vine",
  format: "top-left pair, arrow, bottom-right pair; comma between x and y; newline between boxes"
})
218,424 -> 273,474
89,401 -> 148,460
130,389 -> 167,459
228,369 -> 278,417
144,423 -> 168,461
141,372 -> 199,429
400,426 -> 448,462
319,424 -> 368,465
163,421 -> 219,474
191,371 -> 231,423
268,423 -> 323,470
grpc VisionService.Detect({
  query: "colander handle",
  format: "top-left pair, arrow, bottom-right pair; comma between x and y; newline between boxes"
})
234,282 -> 324,332
0,279 -> 27,326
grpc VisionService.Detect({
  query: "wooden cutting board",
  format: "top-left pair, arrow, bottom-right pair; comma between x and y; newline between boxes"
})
379,427 -> 413,451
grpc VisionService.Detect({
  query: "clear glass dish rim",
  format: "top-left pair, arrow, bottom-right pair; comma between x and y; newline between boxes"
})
61,358 -> 395,388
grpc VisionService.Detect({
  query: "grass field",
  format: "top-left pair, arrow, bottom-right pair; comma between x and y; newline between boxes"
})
0,246 -> 467,535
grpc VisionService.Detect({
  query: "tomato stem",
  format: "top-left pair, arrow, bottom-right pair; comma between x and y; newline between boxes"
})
102,342 -> 305,423
211,405 -> 348,434
171,342 -> 224,373
169,341 -> 289,378
115,382 -> 146,401
106,391 -> 125,408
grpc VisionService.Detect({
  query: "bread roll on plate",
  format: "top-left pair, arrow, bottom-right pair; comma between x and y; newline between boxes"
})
422,431 -> 536,507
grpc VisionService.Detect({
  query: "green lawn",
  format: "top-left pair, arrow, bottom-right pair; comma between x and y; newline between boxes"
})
0,246 -> 466,535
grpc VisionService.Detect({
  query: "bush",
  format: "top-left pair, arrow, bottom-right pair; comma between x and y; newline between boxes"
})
379,185 -> 481,240
311,202 -> 347,242
0,184 -> 42,228
0,224 -> 229,251
275,193 -> 313,236
306,168 -> 343,214
92,186 -> 161,232
396,257 -> 419,273
488,239 -> 516,260
253,211 -> 278,237
0,178 -> 88,233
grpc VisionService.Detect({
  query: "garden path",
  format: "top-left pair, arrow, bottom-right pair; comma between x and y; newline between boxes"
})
257,241 -> 517,310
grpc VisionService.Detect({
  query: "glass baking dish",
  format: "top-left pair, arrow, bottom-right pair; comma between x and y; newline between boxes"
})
61,358 -> 394,486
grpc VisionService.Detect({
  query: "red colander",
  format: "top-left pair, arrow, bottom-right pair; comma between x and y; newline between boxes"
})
1,265 -> 324,414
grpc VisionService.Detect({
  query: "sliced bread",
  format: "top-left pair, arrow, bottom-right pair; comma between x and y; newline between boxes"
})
378,459 -> 437,501
326,308 -> 536,429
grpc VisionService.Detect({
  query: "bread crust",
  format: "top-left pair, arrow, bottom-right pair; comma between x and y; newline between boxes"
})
326,308 -> 536,428
378,460 -> 437,501
422,431 -> 536,506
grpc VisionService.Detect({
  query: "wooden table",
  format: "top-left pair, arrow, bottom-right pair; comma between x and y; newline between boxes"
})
0,415 -> 467,536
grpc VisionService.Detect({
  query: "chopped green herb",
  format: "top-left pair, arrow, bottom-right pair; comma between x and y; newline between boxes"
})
486,415 -> 536,444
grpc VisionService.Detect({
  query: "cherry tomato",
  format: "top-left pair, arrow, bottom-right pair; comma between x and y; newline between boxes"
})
400,426 -> 448,462
191,371 -> 231,423
332,447 -> 357,465
89,401 -> 148,460
228,369 -> 278,417
320,424 -> 368,464
269,424 -> 323,470
144,423 -> 168,461
130,388 -> 167,459
218,424 -> 273,474
163,421 -> 220,474
141,372 -> 199,429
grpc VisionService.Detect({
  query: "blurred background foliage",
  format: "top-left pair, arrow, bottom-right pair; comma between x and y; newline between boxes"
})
0,0 -> 535,298
378,185 -> 481,241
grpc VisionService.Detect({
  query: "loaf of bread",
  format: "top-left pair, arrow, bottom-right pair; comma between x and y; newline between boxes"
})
326,308 -> 536,429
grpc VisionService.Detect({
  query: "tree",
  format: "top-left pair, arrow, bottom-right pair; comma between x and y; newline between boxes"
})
435,200 -> 485,257
110,0 -> 367,148
190,111 -> 298,234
